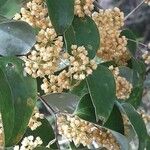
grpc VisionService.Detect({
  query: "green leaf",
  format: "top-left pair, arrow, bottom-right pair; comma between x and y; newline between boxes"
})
74,94 -> 96,123
118,102 -> 147,150
104,104 -> 124,134
46,0 -> 74,35
0,57 -> 37,146
0,0 -> 25,18
86,65 -> 116,122
127,58 -> 146,108
0,68 -> 14,145
121,29 -> 137,56
70,80 -> 88,98
42,93 -> 79,114
64,25 -> 77,54
23,118 -> 55,147
0,21 -> 36,56
72,16 -> 100,59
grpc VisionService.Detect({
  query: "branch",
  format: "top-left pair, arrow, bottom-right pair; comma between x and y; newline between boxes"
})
124,0 -> 145,21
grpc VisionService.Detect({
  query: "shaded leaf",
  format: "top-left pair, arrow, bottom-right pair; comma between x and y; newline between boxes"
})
72,16 -> 100,59
23,118 -> 55,146
104,104 -> 124,134
86,65 -> 116,122
121,29 -> 137,56
0,57 -> 37,146
42,93 -> 79,114
127,58 -> 146,108
46,0 -> 74,34
70,80 -> 88,98
0,21 -> 36,56
64,25 -> 77,54
74,94 -> 96,123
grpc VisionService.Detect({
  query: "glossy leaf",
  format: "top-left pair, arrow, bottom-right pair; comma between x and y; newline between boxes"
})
86,65 -> 116,122
118,103 -> 147,150
0,21 -> 36,56
42,93 -> 79,114
46,0 -> 74,34
23,118 -> 55,146
0,57 -> 37,146
121,29 -> 137,56
34,147 -> 51,150
74,94 -> 96,123
72,16 -> 100,59
104,104 -> 124,134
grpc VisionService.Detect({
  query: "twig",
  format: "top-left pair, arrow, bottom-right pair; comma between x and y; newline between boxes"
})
127,38 -> 148,48
124,0 -> 145,21
93,1 -> 103,10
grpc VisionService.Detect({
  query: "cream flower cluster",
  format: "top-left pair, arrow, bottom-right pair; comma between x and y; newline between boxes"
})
74,0 -> 95,17
24,31 -> 63,78
145,0 -> 150,5
41,45 -> 97,94
92,8 -> 130,65
57,113 -> 120,150
14,0 -> 64,78
109,66 -> 133,100
14,0 -> 48,29
142,51 -> 150,64
28,107 -> 44,131
14,136 -> 43,150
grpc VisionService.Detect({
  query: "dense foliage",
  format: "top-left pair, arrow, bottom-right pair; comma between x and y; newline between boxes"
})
0,0 -> 150,150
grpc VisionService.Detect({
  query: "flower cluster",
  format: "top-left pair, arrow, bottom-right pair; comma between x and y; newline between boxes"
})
109,66 -> 133,100
41,45 -> 97,94
57,113 -> 120,150
14,0 -> 64,79
142,51 -> 150,64
92,8 -> 130,65
28,107 -> 44,131
74,0 -> 94,17
14,136 -> 43,150
14,0 -> 48,29
145,0 -> 150,5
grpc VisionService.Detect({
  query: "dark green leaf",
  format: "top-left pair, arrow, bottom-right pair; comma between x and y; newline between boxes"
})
104,104 -> 124,134
127,58 -> 146,108
46,0 -> 74,34
0,57 -> 37,146
23,118 -> 55,146
0,68 -> 14,145
118,103 -> 147,150
72,16 -> 100,59
42,93 -> 79,114
86,65 -> 116,122
70,80 -> 88,98
74,94 -> 96,123
121,29 -> 137,56
0,21 -> 36,56
64,25 -> 77,54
